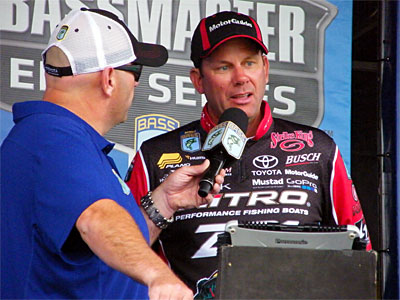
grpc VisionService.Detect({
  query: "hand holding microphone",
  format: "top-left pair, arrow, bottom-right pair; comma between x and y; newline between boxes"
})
198,108 -> 248,197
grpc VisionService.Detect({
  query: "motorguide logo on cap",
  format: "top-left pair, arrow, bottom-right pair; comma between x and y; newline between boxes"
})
190,11 -> 268,68
208,18 -> 253,32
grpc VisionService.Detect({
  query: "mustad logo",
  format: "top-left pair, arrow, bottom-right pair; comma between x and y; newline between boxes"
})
209,18 -> 252,32
252,178 -> 284,186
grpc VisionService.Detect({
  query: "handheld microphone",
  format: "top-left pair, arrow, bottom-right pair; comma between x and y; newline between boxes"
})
198,108 -> 248,197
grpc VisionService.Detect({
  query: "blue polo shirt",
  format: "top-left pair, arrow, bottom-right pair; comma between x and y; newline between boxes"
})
1,101 -> 149,299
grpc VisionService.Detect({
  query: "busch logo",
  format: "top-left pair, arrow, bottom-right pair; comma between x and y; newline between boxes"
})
286,153 -> 321,165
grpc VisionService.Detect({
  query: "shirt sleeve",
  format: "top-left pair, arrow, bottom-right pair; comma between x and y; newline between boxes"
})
34,123 -> 117,262
125,149 -> 151,205
330,147 -> 372,250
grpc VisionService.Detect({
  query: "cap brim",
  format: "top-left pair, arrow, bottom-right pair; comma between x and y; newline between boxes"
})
133,42 -> 168,67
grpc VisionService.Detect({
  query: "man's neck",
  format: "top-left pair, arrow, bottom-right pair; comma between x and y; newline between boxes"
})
43,89 -> 111,136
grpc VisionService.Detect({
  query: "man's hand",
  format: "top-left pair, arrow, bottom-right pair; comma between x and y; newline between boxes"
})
152,159 -> 225,216
148,269 -> 193,300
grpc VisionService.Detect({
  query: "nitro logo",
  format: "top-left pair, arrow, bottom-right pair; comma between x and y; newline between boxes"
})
271,130 -> 314,152
286,153 -> 321,166
209,18 -> 252,32
204,190 -> 308,208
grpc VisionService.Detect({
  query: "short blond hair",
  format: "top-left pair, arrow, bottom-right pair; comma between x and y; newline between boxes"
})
44,46 -> 70,67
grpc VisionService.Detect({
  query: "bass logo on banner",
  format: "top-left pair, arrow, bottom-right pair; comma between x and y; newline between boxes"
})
134,114 -> 179,152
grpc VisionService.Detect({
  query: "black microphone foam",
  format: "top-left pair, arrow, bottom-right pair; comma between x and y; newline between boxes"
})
198,107 -> 248,197
217,107 -> 248,133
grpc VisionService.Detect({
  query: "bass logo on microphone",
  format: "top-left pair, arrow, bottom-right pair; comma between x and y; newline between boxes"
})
205,128 -> 224,149
202,121 -> 247,159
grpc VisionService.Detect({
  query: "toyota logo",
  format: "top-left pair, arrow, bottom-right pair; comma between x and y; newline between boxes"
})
253,155 -> 279,169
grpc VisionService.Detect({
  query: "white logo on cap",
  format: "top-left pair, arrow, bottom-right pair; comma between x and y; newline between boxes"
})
209,18 -> 252,32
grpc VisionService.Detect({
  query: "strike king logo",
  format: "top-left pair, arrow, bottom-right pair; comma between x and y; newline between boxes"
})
271,130 -> 314,152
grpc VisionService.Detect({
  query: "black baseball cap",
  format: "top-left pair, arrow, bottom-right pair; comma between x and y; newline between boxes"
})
190,11 -> 268,68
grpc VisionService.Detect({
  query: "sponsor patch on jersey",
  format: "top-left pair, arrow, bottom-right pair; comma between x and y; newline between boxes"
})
224,167 -> 233,176
253,155 -> 279,169
180,131 -> 201,152
134,114 -> 179,152
286,178 -> 318,193
285,153 -> 322,166
284,169 -> 319,180
270,130 -> 314,152
184,155 -> 206,161
157,153 -> 182,169
252,178 -> 284,187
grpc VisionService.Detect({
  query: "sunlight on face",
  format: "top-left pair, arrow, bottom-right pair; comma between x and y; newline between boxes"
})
198,38 -> 269,126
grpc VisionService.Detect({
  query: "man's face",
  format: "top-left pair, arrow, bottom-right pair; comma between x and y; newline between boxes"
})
191,38 -> 269,126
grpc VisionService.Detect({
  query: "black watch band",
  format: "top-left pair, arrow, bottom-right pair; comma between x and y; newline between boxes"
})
140,191 -> 174,229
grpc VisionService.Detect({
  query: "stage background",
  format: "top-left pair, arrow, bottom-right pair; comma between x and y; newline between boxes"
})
1,0 -> 352,177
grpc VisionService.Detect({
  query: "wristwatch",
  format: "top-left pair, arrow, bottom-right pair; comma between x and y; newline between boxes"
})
140,191 -> 174,229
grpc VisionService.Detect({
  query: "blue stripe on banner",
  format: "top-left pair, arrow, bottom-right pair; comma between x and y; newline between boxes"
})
319,0 -> 353,171
1,109 -> 14,143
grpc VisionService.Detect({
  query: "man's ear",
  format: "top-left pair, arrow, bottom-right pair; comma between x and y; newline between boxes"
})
262,55 -> 270,84
101,67 -> 115,97
189,68 -> 204,94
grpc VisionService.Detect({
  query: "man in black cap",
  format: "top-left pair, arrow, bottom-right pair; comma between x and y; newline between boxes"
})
1,8 -> 225,300
126,11 -> 370,297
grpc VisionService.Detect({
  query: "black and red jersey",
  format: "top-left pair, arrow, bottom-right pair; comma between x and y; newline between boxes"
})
126,101 -> 370,293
